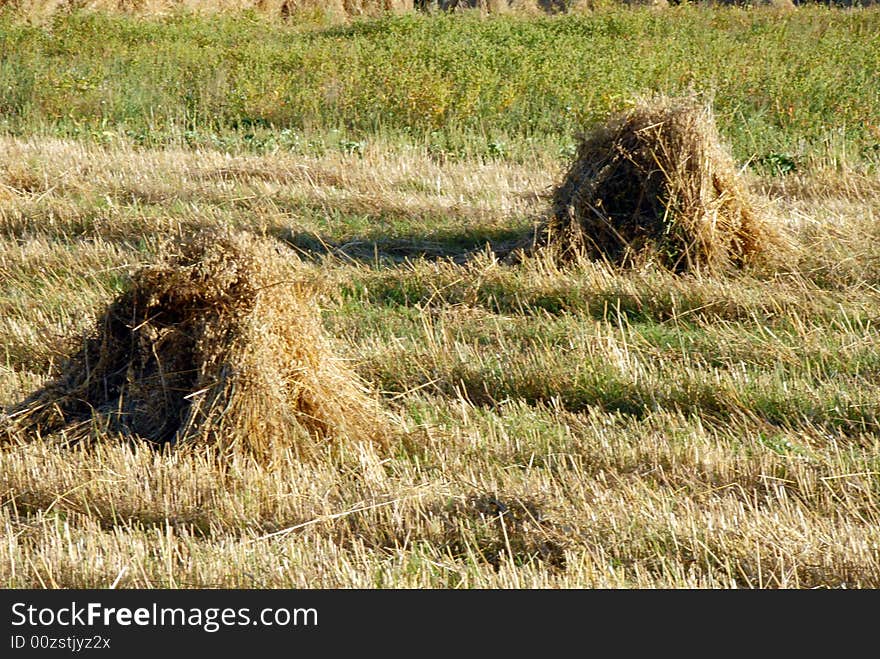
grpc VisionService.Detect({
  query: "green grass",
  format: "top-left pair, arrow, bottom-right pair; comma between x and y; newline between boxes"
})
1,7 -> 879,167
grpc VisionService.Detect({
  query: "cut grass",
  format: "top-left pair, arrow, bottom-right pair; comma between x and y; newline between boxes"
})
2,134 -> 880,588
1,4 -> 879,589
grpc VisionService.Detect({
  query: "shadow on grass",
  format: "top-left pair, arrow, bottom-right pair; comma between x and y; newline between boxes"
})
270,225 -> 536,266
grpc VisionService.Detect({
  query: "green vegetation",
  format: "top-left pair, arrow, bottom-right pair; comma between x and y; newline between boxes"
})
1,7 -> 879,167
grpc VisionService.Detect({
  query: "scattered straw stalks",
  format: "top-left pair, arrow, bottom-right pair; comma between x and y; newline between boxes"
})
3,230 -> 392,463
0,0 -> 413,22
533,96 -> 790,274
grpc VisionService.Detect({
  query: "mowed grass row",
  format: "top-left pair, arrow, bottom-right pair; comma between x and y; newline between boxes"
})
2,136 -> 879,587
1,7 -> 879,168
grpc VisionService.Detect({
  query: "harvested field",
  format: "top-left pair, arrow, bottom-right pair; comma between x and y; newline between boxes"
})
1,7 -> 879,593
2,134 -> 880,589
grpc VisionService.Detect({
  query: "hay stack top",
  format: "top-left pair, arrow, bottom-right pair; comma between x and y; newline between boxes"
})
544,96 -> 776,273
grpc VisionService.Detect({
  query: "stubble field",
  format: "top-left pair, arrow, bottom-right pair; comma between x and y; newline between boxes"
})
2,4 -> 880,588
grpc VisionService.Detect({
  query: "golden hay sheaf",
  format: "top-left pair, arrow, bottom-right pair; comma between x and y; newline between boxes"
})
536,96 -> 785,273
4,230 -> 390,461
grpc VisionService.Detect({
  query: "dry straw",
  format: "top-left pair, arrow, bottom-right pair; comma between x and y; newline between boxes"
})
4,230 -> 391,462
0,0 -> 414,19
535,96 -> 786,274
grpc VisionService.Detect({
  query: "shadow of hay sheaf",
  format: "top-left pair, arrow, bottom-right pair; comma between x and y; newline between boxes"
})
526,95 -> 794,275
2,229 -> 397,464
273,225 -> 535,266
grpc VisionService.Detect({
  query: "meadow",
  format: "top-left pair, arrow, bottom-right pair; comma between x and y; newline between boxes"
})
1,4 -> 880,588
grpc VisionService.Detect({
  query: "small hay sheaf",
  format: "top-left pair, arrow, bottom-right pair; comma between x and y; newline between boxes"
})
5,230 -> 390,461
538,96 -> 783,273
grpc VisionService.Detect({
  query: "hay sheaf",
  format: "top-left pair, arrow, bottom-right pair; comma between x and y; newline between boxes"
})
4,230 -> 390,461
538,97 -> 784,273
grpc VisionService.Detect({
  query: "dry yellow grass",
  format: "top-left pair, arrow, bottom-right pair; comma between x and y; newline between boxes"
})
2,135 -> 880,588
0,0 -> 619,18
0,0 -> 620,20
0,0 -> 413,21
0,135 -> 553,259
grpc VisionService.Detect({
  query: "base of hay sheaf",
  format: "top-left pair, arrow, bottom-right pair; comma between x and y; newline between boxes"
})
5,230 -> 391,461
536,96 -> 786,274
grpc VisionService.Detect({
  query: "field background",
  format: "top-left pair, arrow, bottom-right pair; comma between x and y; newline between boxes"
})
2,3 -> 880,587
